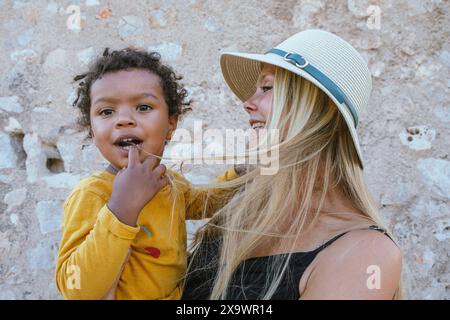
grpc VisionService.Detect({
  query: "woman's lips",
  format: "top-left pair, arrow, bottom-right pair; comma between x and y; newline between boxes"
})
251,121 -> 266,131
252,124 -> 265,134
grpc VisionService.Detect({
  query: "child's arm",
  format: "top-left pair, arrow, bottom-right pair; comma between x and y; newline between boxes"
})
55,188 -> 139,299
185,165 -> 241,220
101,248 -> 131,300
56,147 -> 167,299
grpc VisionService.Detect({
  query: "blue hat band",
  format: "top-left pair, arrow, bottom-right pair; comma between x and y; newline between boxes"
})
266,48 -> 359,128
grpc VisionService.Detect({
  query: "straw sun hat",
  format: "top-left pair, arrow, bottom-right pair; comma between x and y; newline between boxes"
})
220,29 -> 372,168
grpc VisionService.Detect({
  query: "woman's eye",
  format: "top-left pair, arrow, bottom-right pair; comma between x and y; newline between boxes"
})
261,86 -> 273,93
137,104 -> 152,112
99,108 -> 113,116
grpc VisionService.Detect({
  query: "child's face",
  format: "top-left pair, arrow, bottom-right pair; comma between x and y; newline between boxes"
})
89,68 -> 177,169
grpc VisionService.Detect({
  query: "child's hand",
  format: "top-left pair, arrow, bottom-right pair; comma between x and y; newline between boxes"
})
107,146 -> 169,226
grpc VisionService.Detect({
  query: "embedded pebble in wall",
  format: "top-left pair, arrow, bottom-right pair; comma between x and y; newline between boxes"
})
147,42 -> 182,61
293,0 -> 325,28
27,237 -> 59,270
433,106 -> 450,123
433,219 -> 450,242
22,133 -> 49,183
0,231 -> 11,256
35,201 -> 62,235
204,17 -> 223,32
3,188 -> 27,212
4,117 -> 23,134
77,47 -> 96,65
66,89 -> 78,106
149,9 -> 175,28
406,0 -> 445,15
10,214 -> 19,225
399,125 -> 436,150
410,199 -> 448,218
415,62 -> 442,80
10,49 -> 37,63
118,16 -> 144,38
95,6 -> 112,19
43,48 -> 68,71
43,172 -> 81,189
56,138 -> 78,172
347,0 -> 372,17
85,0 -> 100,6
0,132 -> 17,169
0,96 -> 24,113
438,50 -> 450,68
17,28 -> 34,47
370,61 -> 385,78
380,181 -> 416,206
416,248 -> 435,272
46,1 -> 58,15
0,174 -> 13,184
81,143 -> 108,168
32,107 -> 50,113
417,158 -> 450,200
0,290 -> 16,300
13,0 -> 30,10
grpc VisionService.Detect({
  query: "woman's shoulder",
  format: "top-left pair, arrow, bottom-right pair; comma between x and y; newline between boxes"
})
301,227 -> 402,299
323,227 -> 402,261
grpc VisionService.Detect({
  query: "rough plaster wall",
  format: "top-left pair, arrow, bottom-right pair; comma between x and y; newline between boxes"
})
0,0 -> 448,299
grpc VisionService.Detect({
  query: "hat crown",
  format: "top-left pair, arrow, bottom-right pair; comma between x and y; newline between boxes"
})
275,29 -> 372,121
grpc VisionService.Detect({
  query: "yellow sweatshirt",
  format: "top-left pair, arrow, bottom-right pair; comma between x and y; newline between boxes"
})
55,167 -> 238,300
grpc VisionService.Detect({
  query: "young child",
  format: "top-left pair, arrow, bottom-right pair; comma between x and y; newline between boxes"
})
55,48 -> 238,300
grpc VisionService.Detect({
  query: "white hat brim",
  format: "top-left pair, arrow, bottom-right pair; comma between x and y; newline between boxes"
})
220,51 -> 364,168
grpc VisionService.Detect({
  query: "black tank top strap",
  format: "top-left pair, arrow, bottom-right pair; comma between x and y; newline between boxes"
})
314,224 -> 398,253
365,225 -> 397,244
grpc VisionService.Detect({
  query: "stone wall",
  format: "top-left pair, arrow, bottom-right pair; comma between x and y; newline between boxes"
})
0,0 -> 449,299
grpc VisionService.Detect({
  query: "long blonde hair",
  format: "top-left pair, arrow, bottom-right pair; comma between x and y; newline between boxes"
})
186,66 -> 403,299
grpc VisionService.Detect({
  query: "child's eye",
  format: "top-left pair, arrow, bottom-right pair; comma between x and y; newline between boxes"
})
99,108 -> 114,116
137,104 -> 153,112
261,86 -> 273,93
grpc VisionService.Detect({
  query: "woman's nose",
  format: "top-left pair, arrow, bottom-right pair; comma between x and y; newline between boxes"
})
243,96 -> 258,113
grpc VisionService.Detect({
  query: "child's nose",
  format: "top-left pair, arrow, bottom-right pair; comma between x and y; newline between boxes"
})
115,111 -> 136,128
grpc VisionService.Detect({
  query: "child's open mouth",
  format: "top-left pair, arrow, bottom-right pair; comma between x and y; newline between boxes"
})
114,136 -> 144,153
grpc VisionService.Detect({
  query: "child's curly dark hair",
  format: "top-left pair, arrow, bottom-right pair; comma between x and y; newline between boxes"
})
73,47 -> 191,138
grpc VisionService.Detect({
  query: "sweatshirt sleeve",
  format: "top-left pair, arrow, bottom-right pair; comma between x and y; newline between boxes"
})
55,188 -> 140,299
184,165 -> 240,220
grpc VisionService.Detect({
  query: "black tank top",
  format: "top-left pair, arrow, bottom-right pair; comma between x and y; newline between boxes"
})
182,225 -> 395,300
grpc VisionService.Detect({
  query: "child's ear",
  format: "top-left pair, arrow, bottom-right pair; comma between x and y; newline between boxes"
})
90,128 -> 98,147
166,114 -> 178,141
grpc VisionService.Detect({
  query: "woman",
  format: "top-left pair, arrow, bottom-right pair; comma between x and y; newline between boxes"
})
182,29 -> 403,300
